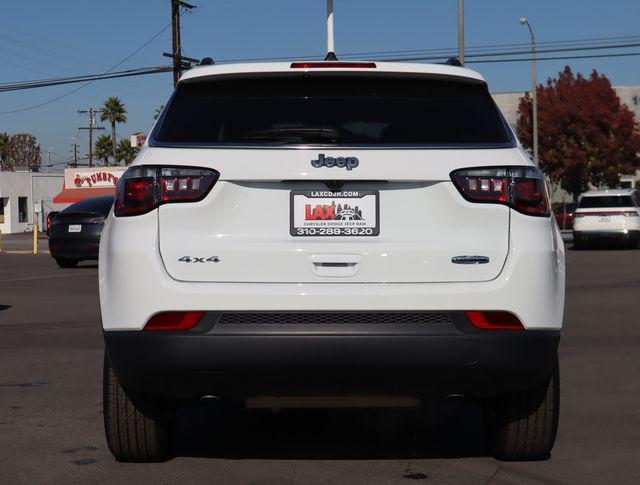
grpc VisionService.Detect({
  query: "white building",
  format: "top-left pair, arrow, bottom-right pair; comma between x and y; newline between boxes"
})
491,84 -> 640,129
0,171 -> 67,234
0,166 -> 126,234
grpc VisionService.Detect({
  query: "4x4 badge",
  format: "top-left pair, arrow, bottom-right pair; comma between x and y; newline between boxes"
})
311,154 -> 359,170
178,256 -> 220,263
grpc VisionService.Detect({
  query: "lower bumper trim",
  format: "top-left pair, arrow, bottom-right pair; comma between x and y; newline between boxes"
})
104,325 -> 560,400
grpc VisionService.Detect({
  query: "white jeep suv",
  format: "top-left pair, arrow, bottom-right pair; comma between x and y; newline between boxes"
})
100,60 -> 565,462
573,188 -> 640,248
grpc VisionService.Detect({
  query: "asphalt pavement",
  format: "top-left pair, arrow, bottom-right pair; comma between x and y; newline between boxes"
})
1,246 -> 639,484
0,232 -> 49,253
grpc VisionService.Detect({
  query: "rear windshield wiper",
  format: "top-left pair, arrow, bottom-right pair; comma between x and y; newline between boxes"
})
243,126 -> 341,144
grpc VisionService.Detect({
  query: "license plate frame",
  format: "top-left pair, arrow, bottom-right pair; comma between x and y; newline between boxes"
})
68,224 -> 82,233
290,189 -> 380,237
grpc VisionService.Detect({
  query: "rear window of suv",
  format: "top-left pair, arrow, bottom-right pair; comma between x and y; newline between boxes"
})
579,196 -> 635,208
152,75 -> 514,147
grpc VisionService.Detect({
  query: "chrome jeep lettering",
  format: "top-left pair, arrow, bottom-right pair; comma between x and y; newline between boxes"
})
311,154 -> 359,170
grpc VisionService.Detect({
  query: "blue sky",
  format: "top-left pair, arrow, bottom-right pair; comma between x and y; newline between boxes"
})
1,0 -> 639,168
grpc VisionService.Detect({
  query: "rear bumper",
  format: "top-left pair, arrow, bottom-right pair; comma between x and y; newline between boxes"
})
574,229 -> 640,239
104,313 -> 560,401
49,236 -> 101,260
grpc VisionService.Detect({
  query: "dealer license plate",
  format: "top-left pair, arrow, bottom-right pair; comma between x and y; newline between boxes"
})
68,224 -> 82,233
598,216 -> 610,223
290,190 -> 379,237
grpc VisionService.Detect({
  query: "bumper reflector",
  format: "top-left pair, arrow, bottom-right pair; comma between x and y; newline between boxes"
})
466,311 -> 524,330
144,311 -> 204,331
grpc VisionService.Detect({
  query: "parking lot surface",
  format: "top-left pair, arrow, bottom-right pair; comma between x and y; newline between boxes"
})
1,247 -> 639,484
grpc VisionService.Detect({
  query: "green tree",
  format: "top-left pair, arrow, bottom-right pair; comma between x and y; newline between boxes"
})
153,105 -> 164,121
100,97 -> 127,164
94,135 -> 113,166
116,138 -> 137,165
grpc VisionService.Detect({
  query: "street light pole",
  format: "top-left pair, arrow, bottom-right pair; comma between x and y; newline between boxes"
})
327,0 -> 335,55
458,0 -> 464,65
519,18 -> 538,165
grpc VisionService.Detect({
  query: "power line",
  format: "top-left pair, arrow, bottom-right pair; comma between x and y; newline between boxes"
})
468,51 -> 640,64
213,34 -> 640,63
0,22 -> 173,114
372,42 -> 640,62
1,34 -> 640,99
0,66 -> 172,93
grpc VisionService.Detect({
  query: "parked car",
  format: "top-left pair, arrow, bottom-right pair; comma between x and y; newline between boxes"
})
553,202 -> 578,230
573,189 -> 640,249
49,196 -> 113,267
45,211 -> 60,236
100,60 -> 565,463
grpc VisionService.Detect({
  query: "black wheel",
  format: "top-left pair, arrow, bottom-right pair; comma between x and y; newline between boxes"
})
572,234 -> 584,250
490,358 -> 559,461
103,351 -> 172,462
625,237 -> 639,250
55,258 -> 79,268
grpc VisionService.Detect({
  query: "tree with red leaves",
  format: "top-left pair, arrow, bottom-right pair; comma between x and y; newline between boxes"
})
517,66 -> 640,201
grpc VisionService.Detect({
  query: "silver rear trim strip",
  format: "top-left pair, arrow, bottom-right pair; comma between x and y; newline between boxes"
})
451,255 -> 490,265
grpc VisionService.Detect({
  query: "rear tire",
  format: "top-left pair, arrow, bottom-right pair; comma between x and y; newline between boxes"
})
103,351 -> 172,462
572,234 -> 585,250
490,358 -> 559,461
55,258 -> 79,268
626,237 -> 639,250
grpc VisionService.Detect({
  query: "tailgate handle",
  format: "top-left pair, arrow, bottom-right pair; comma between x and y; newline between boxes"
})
314,262 -> 357,268
308,254 -> 362,277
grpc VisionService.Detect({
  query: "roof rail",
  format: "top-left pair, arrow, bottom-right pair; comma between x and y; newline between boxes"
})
324,51 -> 338,61
444,57 -> 463,67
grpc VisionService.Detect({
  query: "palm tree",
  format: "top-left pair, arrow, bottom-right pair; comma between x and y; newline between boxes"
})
116,138 -> 137,165
99,97 -> 127,164
94,135 -> 113,166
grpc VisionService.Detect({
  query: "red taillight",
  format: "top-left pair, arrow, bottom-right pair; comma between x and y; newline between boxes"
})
144,311 -> 204,331
290,62 -> 377,69
451,166 -> 550,217
576,211 -> 638,217
466,311 -> 524,330
114,166 -> 219,217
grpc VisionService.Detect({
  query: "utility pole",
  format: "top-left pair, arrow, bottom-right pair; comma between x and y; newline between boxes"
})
458,0 -> 465,65
164,0 -> 196,88
46,148 -> 52,173
78,108 -> 105,167
70,142 -> 79,167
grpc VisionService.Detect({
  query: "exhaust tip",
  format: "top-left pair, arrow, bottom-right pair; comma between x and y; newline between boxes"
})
200,394 -> 221,404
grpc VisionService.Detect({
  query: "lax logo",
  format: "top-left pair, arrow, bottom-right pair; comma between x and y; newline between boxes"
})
305,202 -> 364,221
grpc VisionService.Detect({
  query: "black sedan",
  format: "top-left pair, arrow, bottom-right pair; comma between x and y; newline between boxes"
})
49,196 -> 114,268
